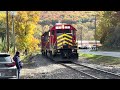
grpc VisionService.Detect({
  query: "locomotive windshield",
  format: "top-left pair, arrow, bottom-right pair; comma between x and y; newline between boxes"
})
57,29 -> 63,33
64,29 -> 71,33
56,29 -> 71,33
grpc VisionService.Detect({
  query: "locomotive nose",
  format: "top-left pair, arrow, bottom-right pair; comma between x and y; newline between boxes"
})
63,43 -> 70,49
63,43 -> 68,46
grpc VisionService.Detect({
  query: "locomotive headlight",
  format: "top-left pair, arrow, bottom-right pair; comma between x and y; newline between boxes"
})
65,26 -> 70,29
72,49 -> 77,52
59,26 -> 62,29
56,26 -> 62,29
62,25 -> 64,29
56,26 -> 58,29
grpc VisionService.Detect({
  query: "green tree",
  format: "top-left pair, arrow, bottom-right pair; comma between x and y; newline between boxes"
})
97,11 -> 113,44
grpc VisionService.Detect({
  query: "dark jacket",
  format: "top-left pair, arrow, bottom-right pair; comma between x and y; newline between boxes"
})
13,55 -> 21,69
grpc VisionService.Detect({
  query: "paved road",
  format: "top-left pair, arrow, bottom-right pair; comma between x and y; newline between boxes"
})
78,49 -> 120,58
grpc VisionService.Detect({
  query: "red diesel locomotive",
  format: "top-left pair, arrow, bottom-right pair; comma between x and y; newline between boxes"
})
41,23 -> 78,61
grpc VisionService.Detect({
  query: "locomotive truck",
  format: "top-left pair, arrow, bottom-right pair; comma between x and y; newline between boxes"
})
41,23 -> 78,61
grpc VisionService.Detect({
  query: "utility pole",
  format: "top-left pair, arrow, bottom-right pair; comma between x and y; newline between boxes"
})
78,19 -> 83,48
11,12 -> 15,53
94,15 -> 97,51
6,11 -> 9,53
80,27 -> 82,47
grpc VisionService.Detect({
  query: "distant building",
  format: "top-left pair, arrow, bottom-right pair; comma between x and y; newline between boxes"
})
77,40 -> 102,48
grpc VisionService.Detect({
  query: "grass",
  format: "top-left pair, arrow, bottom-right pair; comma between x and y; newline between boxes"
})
98,47 -> 120,52
21,54 -> 37,63
79,53 -> 120,65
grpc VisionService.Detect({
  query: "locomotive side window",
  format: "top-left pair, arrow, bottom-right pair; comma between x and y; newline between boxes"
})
49,31 -> 50,36
42,36 -> 44,41
44,32 -> 49,41
72,30 -> 74,35
45,36 -> 48,41
51,30 -> 54,35
72,30 -> 76,35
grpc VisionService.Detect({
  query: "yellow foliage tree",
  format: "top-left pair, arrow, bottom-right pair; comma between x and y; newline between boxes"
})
14,11 -> 40,54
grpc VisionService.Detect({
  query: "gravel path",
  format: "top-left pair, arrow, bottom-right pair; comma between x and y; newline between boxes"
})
20,54 -> 90,79
20,54 -> 120,79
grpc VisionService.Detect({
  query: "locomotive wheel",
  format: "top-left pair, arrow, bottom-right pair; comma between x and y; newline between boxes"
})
45,50 -> 48,56
61,52 -> 64,59
74,53 -> 78,59
50,51 -> 53,58
46,51 -> 48,56
42,52 -> 44,55
53,52 -> 57,57
53,54 -> 56,57
42,50 -> 44,56
42,51 -> 45,56
76,53 -> 78,59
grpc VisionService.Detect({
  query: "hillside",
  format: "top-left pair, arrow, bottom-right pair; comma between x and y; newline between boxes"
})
40,11 -> 96,25
40,11 -> 97,40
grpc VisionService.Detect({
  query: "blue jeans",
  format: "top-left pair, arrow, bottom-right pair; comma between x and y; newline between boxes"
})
17,69 -> 20,79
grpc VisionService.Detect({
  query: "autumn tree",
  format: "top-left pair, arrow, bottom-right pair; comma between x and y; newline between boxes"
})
97,11 -> 113,44
40,11 -> 98,41
0,12 -> 7,51
14,11 -> 40,54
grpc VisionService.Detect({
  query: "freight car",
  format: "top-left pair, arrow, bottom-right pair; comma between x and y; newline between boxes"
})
41,23 -> 78,61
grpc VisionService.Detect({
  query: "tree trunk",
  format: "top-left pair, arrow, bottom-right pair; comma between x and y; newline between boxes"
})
25,49 -> 28,55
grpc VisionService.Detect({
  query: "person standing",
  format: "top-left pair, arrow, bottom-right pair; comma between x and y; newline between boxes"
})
13,51 -> 22,79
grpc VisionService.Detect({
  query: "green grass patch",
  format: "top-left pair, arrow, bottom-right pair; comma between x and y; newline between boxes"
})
98,46 -> 120,52
21,54 -> 34,63
21,52 -> 40,63
80,53 -> 120,65
19,48 -> 41,63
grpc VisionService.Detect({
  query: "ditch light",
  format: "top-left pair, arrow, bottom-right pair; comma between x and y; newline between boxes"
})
55,25 -> 70,29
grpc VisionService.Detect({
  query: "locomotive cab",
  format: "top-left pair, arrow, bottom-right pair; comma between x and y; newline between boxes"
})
54,24 -> 78,59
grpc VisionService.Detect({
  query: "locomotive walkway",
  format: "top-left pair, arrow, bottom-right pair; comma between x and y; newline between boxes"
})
79,49 -> 120,58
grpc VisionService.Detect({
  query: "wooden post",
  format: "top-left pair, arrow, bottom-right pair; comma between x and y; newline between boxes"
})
6,11 -> 9,53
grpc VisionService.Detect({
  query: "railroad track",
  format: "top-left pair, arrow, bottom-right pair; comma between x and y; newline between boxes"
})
46,56 -> 120,79
46,56 -> 97,79
62,61 -> 120,79
60,63 -> 99,79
